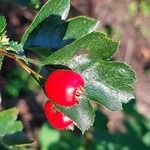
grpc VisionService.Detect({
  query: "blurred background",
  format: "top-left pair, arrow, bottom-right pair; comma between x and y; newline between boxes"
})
0,0 -> 150,149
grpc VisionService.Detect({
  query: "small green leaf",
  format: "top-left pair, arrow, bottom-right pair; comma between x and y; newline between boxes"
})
43,32 -> 118,64
0,108 -> 23,137
56,95 -> 95,133
82,60 -> 136,111
22,0 -> 70,45
0,35 -> 9,49
0,16 -> 6,36
8,41 -> 24,55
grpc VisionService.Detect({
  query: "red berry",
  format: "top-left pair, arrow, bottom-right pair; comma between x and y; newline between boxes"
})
44,100 -> 74,130
44,69 -> 84,107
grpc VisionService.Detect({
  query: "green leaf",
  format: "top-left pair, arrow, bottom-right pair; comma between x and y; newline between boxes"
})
43,32 -> 118,64
42,30 -> 135,111
65,54 -> 136,111
23,15 -> 98,57
22,0 -> 70,45
0,16 -> 7,69
39,123 -> 86,150
39,123 -> 61,150
41,32 -> 135,113
0,16 -> 6,36
82,60 -> 136,111
0,108 -> 23,137
63,16 -> 98,40
56,95 -> 95,133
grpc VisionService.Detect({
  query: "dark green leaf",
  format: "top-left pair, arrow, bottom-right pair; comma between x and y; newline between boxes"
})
22,0 -> 70,45
3,132 -> 33,146
0,108 -> 23,137
56,95 -> 95,133
0,16 -> 6,36
23,16 -> 98,57
82,60 -> 136,111
43,32 -> 118,64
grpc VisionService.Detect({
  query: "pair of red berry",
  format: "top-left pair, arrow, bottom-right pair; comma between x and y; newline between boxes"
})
44,69 -> 84,130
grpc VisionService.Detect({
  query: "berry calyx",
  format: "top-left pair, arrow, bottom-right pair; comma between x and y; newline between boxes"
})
44,69 -> 84,107
44,100 -> 74,130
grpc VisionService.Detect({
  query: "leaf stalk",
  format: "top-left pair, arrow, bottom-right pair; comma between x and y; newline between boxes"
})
0,49 -> 43,79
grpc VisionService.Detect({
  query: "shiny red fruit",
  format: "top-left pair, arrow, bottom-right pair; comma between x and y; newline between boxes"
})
44,100 -> 73,130
44,69 -> 84,107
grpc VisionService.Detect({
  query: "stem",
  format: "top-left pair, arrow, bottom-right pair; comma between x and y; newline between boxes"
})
0,50 -> 15,60
14,54 -> 43,66
1,50 -> 43,66
0,49 -> 43,79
